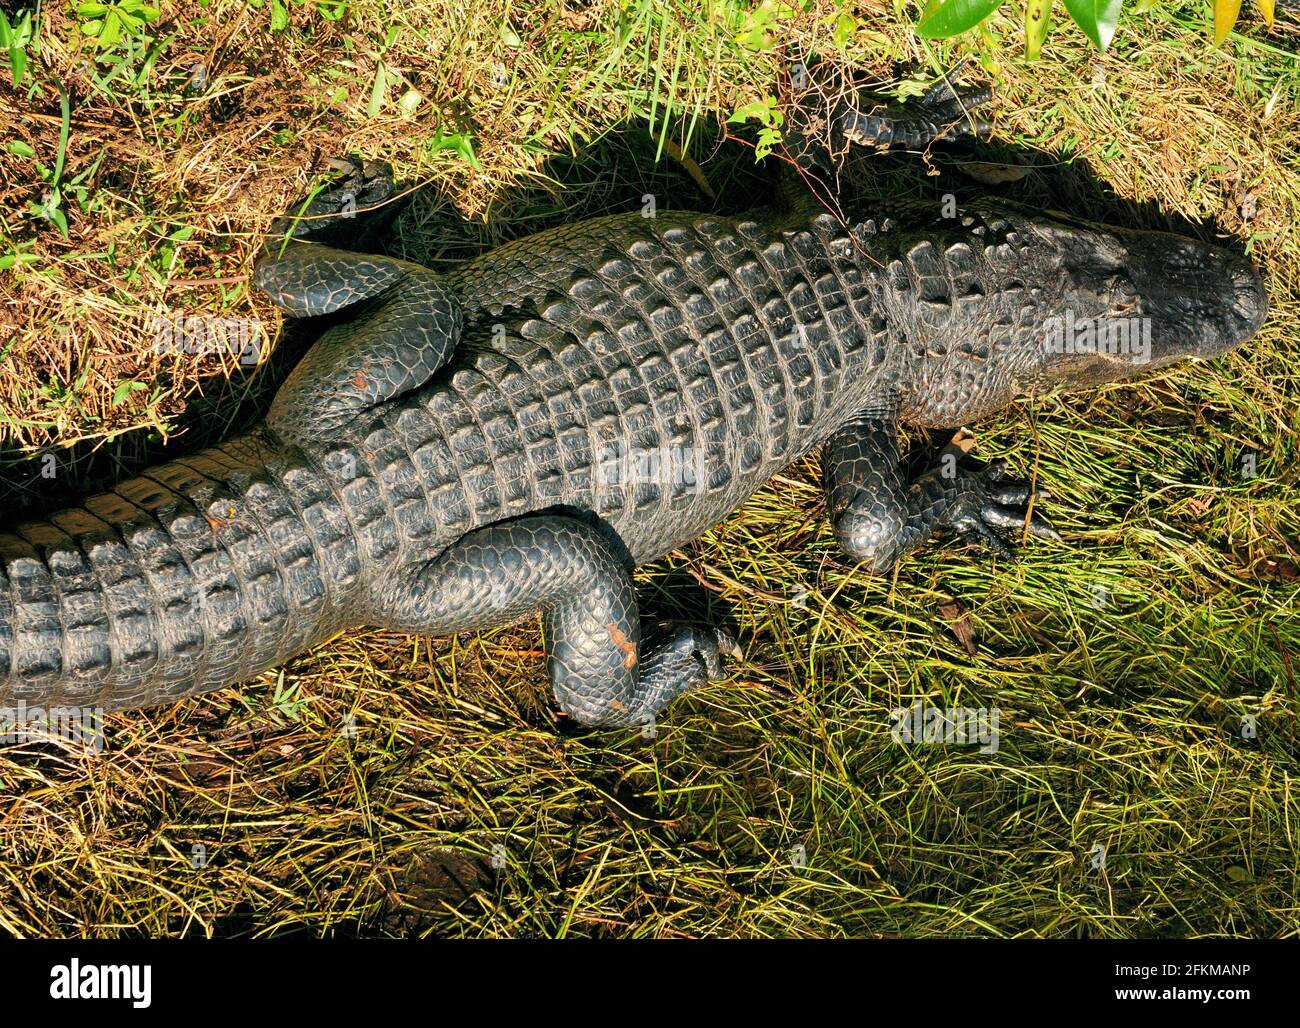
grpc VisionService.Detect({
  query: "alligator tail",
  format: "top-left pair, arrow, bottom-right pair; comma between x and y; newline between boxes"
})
0,432 -> 357,716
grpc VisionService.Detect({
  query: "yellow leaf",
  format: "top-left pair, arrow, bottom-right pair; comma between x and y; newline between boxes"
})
1255,0 -> 1274,28
1025,0 -> 1051,60
1213,0 -> 1243,46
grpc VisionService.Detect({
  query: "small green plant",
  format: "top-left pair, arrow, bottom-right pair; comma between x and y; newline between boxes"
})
253,0 -> 350,33
271,673 -> 309,722
727,95 -> 785,161
427,127 -> 480,169
0,8 -> 37,87
110,379 -> 149,407
73,0 -> 159,50
0,238 -> 39,271
26,89 -> 71,237
916,0 -> 1275,56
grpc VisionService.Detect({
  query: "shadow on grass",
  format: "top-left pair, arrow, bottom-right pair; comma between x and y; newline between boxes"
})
0,114 -> 1248,520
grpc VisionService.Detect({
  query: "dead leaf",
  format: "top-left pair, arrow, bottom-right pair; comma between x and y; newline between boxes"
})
957,162 -> 1031,185
938,600 -> 979,656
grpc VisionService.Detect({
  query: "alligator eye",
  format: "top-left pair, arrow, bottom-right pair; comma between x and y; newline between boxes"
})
1103,274 -> 1139,309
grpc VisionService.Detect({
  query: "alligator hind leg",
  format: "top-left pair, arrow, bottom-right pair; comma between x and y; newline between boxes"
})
823,404 -> 1059,574
253,158 -> 462,443
368,515 -> 736,728
264,270 -> 461,442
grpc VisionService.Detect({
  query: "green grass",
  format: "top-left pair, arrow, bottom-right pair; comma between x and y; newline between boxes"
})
0,0 -> 1298,937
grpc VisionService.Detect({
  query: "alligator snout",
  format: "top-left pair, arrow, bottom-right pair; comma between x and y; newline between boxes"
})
1024,211 -> 1268,393
1122,231 -> 1268,365
1228,258 -> 1269,349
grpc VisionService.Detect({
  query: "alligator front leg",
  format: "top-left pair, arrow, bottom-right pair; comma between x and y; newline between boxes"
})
822,405 -> 1059,574
368,516 -> 737,729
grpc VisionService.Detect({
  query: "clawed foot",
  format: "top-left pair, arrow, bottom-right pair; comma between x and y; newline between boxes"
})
912,66 -> 994,142
834,59 -> 994,154
644,623 -> 740,698
268,155 -> 401,247
782,61 -> 993,179
949,459 -> 1060,560
667,624 -> 740,681
696,625 -> 741,678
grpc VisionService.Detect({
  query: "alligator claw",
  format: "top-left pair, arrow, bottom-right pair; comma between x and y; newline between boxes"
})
952,463 -> 1061,560
654,624 -> 740,683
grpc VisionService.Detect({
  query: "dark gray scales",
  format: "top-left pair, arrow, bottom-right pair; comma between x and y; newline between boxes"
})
0,80 -> 1268,727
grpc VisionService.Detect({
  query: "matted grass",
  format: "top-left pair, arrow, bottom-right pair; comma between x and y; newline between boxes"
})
0,0 -> 1297,937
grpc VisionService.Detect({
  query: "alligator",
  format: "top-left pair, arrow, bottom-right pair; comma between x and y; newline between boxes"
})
0,76 -> 1267,730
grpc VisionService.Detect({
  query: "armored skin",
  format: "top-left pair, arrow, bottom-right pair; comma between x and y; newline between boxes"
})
0,83 -> 1268,728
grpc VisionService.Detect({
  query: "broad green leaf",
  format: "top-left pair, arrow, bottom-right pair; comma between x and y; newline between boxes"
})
1213,0 -> 1243,44
48,205 -> 68,237
10,46 -> 26,86
430,129 -> 480,169
1256,0 -> 1274,26
270,0 -> 289,32
728,97 -> 782,127
6,139 -> 34,157
832,12 -> 855,48
755,126 -> 782,161
1026,0 -> 1052,58
917,0 -> 1007,38
1062,0 -> 1123,50
112,380 -> 142,406
98,10 -> 123,48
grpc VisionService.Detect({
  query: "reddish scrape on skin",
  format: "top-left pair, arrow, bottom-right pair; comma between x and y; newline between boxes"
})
205,504 -> 238,541
605,623 -> 637,669
352,367 -> 368,390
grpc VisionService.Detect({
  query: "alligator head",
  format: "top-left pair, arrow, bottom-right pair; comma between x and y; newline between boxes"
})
1021,212 -> 1268,392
